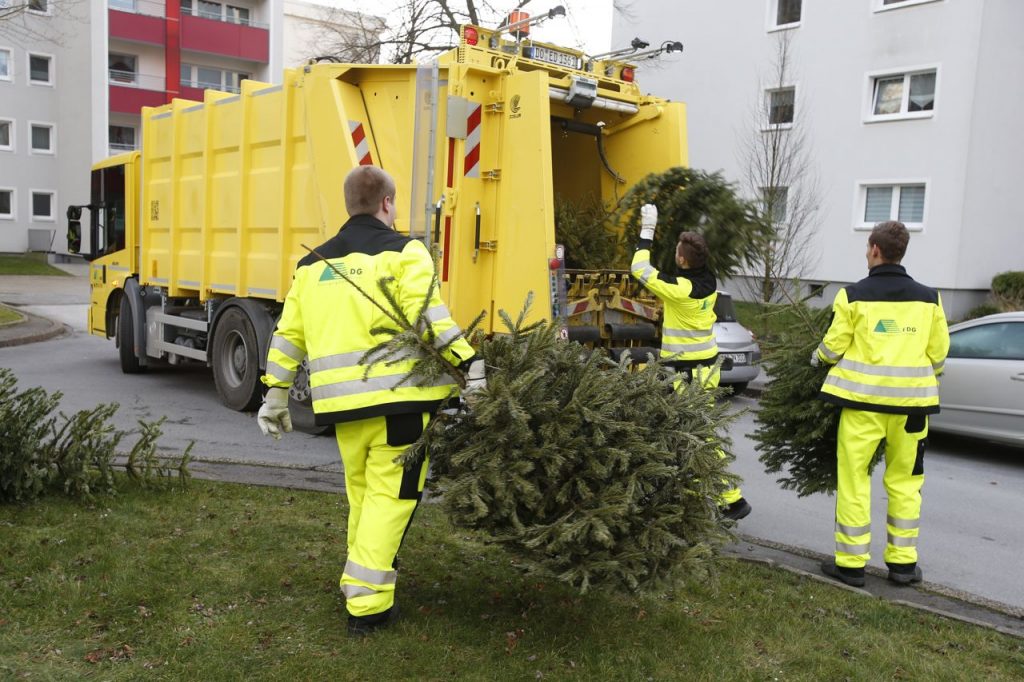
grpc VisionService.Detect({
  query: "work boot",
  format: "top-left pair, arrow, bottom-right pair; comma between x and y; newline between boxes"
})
820,560 -> 866,587
886,562 -> 923,585
347,603 -> 400,638
721,497 -> 752,521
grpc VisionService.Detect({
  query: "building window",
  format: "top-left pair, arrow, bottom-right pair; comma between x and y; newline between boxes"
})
0,119 -> 12,151
109,125 -> 136,152
767,87 -> 795,126
0,189 -> 13,219
108,53 -> 138,85
875,0 -> 944,11
30,122 -> 54,154
110,0 -> 136,10
869,69 -> 936,119
28,0 -> 48,13
761,186 -> 789,223
859,183 -> 926,228
184,0 -> 254,25
28,53 -> 52,85
181,63 -> 249,93
31,191 -> 55,221
0,48 -> 11,81
226,4 -> 250,24
770,0 -> 801,29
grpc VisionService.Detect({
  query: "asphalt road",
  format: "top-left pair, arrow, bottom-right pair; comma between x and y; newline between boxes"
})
2,312 -> 1022,612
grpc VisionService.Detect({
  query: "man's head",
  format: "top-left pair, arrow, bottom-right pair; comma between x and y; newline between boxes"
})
675,231 -> 709,269
343,166 -> 397,227
867,220 -> 909,268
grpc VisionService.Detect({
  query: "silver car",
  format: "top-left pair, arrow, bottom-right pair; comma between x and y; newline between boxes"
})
930,311 -> 1024,447
714,292 -> 762,392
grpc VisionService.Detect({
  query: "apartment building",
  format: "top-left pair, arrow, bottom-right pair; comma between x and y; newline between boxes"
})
613,0 -> 1024,319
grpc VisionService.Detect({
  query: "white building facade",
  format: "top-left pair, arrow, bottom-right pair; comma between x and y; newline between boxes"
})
613,0 -> 1024,319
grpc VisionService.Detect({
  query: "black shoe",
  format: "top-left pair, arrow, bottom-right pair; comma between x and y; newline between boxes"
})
820,560 -> 866,587
721,498 -> 752,521
887,562 -> 923,585
347,603 -> 400,638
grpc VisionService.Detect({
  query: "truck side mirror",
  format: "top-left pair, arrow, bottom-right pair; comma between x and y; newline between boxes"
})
66,205 -> 82,254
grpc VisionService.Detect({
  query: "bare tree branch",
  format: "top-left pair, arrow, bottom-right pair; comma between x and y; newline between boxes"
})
0,0 -> 84,47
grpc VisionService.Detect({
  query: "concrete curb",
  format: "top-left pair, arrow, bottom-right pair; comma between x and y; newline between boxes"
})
0,308 -> 68,348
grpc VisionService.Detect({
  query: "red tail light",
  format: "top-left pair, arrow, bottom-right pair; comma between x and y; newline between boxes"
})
465,27 -> 479,45
621,67 -> 635,82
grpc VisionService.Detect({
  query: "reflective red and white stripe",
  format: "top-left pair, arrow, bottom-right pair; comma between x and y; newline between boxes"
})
349,120 -> 373,166
463,104 -> 482,178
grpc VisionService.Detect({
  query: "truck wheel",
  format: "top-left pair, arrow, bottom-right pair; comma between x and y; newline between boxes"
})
117,295 -> 145,374
212,307 -> 263,412
289,358 -> 331,436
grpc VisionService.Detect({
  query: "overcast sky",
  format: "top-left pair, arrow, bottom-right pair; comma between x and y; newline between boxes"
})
328,0 -> 615,56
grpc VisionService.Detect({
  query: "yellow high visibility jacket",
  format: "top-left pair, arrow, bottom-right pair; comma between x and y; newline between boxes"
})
816,264 -> 949,415
261,215 -> 475,425
630,246 -> 718,365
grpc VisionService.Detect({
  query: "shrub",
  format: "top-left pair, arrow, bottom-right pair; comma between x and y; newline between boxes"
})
0,368 -> 191,504
991,271 -> 1024,311
963,303 -> 1001,321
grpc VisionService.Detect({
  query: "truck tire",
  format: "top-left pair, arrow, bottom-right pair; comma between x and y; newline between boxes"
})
118,295 -> 145,374
288,358 -> 331,436
212,307 -> 263,412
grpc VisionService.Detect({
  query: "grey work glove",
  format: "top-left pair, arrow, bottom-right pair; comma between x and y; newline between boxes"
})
639,204 -> 658,241
810,350 -> 820,368
462,359 -> 487,401
257,387 -> 292,440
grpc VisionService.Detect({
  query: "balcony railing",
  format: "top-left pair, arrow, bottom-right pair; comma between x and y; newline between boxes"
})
184,9 -> 269,30
109,142 -> 138,153
109,70 -> 165,90
180,79 -> 240,94
108,0 -> 164,18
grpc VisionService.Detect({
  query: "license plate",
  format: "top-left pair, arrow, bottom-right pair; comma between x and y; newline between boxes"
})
723,353 -> 747,366
529,46 -> 579,69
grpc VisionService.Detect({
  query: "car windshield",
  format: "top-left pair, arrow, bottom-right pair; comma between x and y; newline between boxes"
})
714,293 -> 737,322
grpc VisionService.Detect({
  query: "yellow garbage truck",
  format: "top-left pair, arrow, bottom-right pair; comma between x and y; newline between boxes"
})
68,17 -> 687,418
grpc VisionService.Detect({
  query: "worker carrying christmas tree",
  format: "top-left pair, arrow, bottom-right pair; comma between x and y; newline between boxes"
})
255,165 -> 484,636
814,220 -> 949,587
630,203 -> 752,521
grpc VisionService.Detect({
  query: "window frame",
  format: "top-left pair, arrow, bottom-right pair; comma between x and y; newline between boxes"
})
30,189 -> 56,222
764,84 -> 797,130
853,179 -> 929,231
874,0 -> 944,13
0,187 -> 14,220
109,124 -> 137,152
27,0 -> 50,16
864,65 -> 939,123
0,46 -> 12,82
28,120 -> 56,155
108,52 -> 139,85
27,51 -> 54,86
760,185 -> 790,225
767,0 -> 802,32
0,117 -> 14,152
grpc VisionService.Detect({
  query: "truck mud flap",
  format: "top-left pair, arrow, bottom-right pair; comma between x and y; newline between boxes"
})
123,278 -> 148,367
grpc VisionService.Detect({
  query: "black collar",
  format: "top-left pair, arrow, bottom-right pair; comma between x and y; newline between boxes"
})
868,263 -> 909,277
341,214 -> 393,233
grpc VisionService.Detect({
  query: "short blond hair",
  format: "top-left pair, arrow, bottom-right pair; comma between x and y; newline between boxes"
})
343,166 -> 396,216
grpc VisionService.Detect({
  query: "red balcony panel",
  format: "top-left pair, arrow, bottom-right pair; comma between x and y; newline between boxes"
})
179,86 -> 206,101
110,84 -> 168,115
109,9 -> 165,46
181,15 -> 269,63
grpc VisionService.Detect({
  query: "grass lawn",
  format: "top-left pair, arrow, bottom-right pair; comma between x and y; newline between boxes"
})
0,305 -> 23,325
0,253 -> 71,276
2,481 -> 1021,680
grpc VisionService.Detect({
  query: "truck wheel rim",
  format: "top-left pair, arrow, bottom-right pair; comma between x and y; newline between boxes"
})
224,330 -> 247,387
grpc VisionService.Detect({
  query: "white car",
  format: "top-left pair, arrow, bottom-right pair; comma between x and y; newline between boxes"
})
714,292 -> 762,392
930,311 -> 1024,448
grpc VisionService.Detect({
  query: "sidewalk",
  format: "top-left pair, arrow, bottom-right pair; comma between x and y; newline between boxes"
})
0,266 -> 89,346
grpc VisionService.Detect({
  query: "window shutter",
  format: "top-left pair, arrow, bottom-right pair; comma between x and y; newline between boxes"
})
864,186 -> 893,223
898,185 -> 926,223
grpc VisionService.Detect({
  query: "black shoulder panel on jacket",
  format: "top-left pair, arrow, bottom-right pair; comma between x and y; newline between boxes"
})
845,265 -> 938,305
674,266 -> 717,300
296,216 -> 411,269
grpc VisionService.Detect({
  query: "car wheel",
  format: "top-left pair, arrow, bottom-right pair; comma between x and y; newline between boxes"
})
726,382 -> 749,396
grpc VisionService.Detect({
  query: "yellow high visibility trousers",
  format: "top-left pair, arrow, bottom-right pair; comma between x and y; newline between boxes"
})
834,408 -> 927,569
336,412 -> 430,618
675,364 -> 743,506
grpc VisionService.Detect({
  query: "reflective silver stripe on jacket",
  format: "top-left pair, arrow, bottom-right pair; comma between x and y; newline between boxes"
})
817,342 -> 841,362
632,260 -> 654,285
835,541 -> 869,554
312,373 -> 455,402
887,534 -> 917,547
271,335 -> 304,361
434,325 -> 462,348
823,376 -> 939,399
837,358 -> 935,378
835,521 -> 870,536
344,559 -> 397,585
932,361 -> 944,374
887,515 -> 919,530
424,304 -> 452,323
310,350 -> 366,373
341,584 -> 378,599
663,327 -> 714,338
662,339 -> 718,354
265,361 -> 296,383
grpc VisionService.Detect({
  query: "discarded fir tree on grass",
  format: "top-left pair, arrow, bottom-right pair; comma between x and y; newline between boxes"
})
751,305 -> 883,497
301,247 -> 739,594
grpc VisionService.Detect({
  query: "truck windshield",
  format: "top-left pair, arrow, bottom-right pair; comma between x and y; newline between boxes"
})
90,165 -> 127,256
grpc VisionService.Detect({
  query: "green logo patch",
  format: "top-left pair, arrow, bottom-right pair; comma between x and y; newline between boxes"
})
319,261 -> 363,282
874,319 -> 899,333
